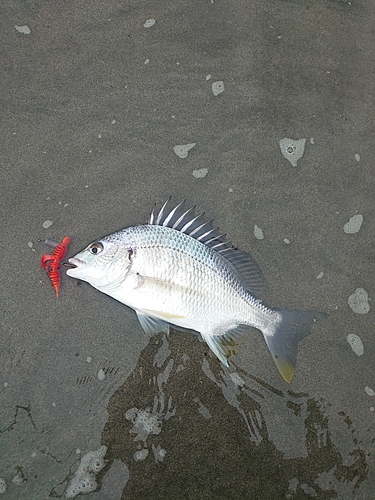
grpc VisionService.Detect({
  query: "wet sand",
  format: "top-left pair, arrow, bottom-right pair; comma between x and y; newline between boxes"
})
1,0 -> 374,498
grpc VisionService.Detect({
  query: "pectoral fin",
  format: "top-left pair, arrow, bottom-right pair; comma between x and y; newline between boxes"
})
136,311 -> 170,335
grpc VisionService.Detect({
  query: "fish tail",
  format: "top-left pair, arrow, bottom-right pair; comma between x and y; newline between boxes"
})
263,309 -> 326,383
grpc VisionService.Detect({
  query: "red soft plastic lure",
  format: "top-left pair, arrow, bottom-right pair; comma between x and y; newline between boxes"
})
40,236 -> 71,297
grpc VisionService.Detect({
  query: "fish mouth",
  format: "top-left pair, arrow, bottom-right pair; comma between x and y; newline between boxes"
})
65,257 -> 86,276
64,257 -> 85,268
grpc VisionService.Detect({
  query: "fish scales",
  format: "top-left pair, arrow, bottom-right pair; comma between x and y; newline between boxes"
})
116,225 -> 269,332
67,199 -> 326,382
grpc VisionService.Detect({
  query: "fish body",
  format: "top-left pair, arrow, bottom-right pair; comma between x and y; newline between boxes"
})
67,200 -> 325,382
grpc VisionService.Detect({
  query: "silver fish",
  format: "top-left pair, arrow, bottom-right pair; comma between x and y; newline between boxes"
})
66,199 -> 325,382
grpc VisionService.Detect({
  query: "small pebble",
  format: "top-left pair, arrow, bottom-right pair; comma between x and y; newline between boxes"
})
279,138 -> 306,167
346,334 -> 364,356
348,288 -> 370,314
193,168 -> 208,178
212,81 -> 225,96
134,449 -> 149,461
143,19 -> 155,28
343,214 -> 363,234
365,386 -> 375,397
42,220 -> 53,229
173,143 -> 196,159
254,225 -> 264,240
15,25 -> 31,34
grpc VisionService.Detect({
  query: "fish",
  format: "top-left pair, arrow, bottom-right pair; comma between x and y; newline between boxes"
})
66,199 -> 325,382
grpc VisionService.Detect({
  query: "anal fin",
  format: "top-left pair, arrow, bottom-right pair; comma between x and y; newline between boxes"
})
201,333 -> 238,367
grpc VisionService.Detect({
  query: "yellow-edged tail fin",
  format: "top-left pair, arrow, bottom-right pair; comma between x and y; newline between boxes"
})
264,309 -> 327,382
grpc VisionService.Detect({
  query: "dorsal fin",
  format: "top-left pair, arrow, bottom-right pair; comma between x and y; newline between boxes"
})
149,199 -> 267,298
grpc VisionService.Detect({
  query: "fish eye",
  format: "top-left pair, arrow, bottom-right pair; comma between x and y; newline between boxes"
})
89,242 -> 104,255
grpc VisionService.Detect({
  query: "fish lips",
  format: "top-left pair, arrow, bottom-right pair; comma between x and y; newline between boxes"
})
65,257 -> 85,277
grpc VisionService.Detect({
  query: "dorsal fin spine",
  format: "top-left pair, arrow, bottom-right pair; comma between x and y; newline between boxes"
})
189,220 -> 214,238
147,199 -> 267,298
180,212 -> 205,233
172,206 -> 196,229
162,201 -> 185,227
196,227 -> 220,242
156,198 -> 174,225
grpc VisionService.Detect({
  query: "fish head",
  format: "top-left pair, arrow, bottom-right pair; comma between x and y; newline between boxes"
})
66,235 -> 131,289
